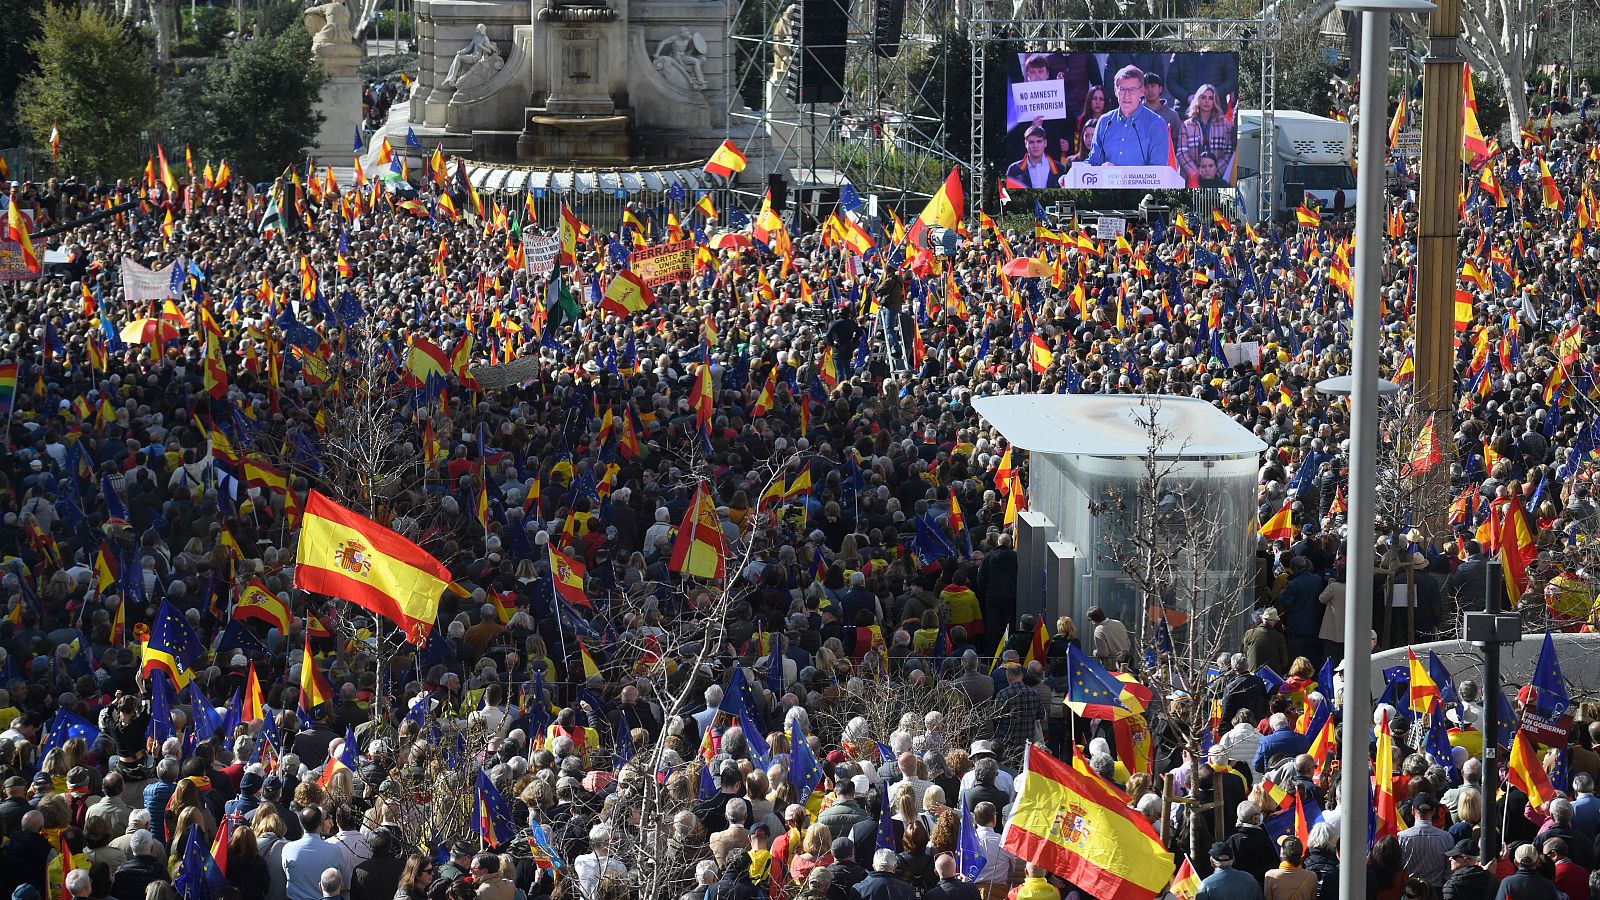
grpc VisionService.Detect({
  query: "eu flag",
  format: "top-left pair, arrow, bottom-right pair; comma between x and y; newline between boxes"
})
476,770 -> 516,848
957,800 -> 986,880
789,721 -> 823,800
40,707 -> 101,755
1527,630 -> 1570,719
1064,645 -> 1127,718
143,599 -> 204,688
175,824 -> 228,900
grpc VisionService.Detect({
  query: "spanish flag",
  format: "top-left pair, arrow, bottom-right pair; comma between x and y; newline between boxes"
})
549,545 -> 591,609
5,200 -> 39,274
1408,648 -> 1439,714
558,204 -> 584,266
703,139 -> 748,178
1169,857 -> 1202,900
577,636 -> 602,680
599,269 -> 655,318
1295,202 -> 1321,229
669,483 -> 727,580
1028,334 -> 1054,373
294,490 -> 451,645
235,580 -> 291,634
1540,158 -> 1563,210
1374,710 -> 1399,839
299,632 -> 334,712
1508,727 -> 1558,808
1001,744 -> 1174,900
243,661 -> 266,723
906,167 -> 964,248
689,361 -> 714,433
1462,65 -> 1489,164
1498,500 -> 1537,602
1258,502 -> 1295,542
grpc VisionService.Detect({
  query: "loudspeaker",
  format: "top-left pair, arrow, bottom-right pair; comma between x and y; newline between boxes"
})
788,0 -> 848,104
768,173 -> 789,210
873,0 -> 903,58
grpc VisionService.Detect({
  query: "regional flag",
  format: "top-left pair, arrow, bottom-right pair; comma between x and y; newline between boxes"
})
234,580 -> 291,633
549,545 -> 591,609
703,140 -> 748,178
141,599 -> 204,689
294,490 -> 451,644
599,269 -> 656,318
1002,744 -> 1173,900
669,483 -> 727,580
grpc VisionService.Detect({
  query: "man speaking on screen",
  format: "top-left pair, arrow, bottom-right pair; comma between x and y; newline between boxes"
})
1083,64 -> 1175,168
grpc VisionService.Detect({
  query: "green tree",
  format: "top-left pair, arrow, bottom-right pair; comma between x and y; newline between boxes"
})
0,0 -> 46,146
18,3 -> 158,177
201,26 -> 325,182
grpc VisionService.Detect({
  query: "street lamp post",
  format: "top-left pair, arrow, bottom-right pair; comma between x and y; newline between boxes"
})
1323,1 -> 1432,896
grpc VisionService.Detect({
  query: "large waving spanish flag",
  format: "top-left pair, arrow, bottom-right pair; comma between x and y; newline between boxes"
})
1002,744 -> 1173,900
295,490 -> 451,644
906,167 -> 964,248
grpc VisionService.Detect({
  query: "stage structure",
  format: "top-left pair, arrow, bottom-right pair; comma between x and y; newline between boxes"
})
725,0 -> 963,206
967,7 -> 1278,221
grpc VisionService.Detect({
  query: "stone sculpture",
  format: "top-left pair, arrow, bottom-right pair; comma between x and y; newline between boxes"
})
653,28 -> 709,91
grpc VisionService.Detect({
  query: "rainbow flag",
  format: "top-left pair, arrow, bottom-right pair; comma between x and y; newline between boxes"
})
0,362 -> 16,415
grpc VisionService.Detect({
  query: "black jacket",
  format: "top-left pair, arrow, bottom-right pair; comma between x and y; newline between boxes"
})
1441,863 -> 1494,900
111,855 -> 172,900
925,878 -> 980,900
1223,824 -> 1278,885
1303,847 -> 1339,900
703,873 -> 760,900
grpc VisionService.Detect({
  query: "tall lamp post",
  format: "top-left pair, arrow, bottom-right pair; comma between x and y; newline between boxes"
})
1323,2 -> 1432,897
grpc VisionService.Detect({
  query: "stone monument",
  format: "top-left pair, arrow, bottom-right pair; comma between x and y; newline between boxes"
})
399,0 -> 767,171
305,0 -> 366,165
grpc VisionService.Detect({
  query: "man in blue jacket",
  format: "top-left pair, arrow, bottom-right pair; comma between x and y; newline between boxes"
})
1276,557 -> 1326,665
1253,713 -> 1311,774
1197,841 -> 1262,899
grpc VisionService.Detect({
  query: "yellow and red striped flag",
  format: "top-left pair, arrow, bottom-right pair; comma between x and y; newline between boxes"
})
294,490 -> 451,644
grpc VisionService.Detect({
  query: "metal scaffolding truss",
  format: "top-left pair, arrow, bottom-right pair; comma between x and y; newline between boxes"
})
725,0 -> 963,204
968,8 -> 1279,220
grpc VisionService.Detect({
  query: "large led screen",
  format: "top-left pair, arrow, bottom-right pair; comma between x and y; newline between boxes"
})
1003,51 -> 1239,191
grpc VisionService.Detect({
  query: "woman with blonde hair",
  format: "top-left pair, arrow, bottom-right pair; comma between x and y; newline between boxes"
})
789,822 -> 833,884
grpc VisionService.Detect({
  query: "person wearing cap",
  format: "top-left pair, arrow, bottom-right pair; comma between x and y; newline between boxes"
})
1197,840 -> 1261,900
1546,836 -> 1588,899
1441,838 -> 1490,900
435,842 -> 476,883
0,774 -> 32,834
1397,792 -> 1454,888
826,836 -> 870,893
1494,843 -> 1559,900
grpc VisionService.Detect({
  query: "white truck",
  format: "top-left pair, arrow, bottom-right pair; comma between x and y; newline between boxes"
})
1234,110 -> 1357,222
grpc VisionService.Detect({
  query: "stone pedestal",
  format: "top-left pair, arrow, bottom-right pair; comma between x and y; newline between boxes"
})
311,43 -> 365,165
519,112 -> 631,161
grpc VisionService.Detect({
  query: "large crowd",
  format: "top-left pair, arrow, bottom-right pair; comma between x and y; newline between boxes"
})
1,87 -> 1600,900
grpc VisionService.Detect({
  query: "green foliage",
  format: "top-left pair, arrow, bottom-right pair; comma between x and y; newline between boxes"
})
18,3 -> 158,178
364,9 -> 414,40
200,26 -> 325,181
1240,21 -> 1333,117
1472,72 -> 1508,140
0,0 -> 45,146
175,6 -> 236,58
252,0 -> 307,40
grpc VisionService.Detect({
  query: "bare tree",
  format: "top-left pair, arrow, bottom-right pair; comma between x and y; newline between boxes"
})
1083,392 -> 1259,861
